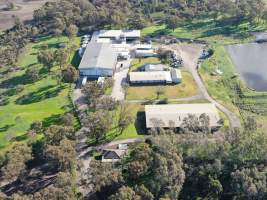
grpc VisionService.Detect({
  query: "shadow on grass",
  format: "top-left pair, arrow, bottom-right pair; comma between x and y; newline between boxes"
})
87,111 -> 147,146
13,133 -> 28,142
71,51 -> 81,68
0,124 -> 15,133
0,73 -> 32,89
15,85 -> 66,105
42,114 -> 62,128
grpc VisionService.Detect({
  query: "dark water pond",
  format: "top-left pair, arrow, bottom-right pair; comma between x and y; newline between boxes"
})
226,43 -> 267,91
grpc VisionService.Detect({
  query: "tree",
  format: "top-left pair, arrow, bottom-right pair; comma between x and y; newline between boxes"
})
37,50 -> 55,71
96,96 -> 118,111
181,114 -> 200,133
61,65 -> 78,83
244,116 -> 257,131
127,143 -> 152,180
30,121 -> 43,133
90,160 -> 123,198
165,15 -> 181,31
199,113 -> 211,134
231,167 -> 267,200
82,81 -> 105,108
55,49 -> 69,69
61,113 -> 74,126
44,125 -> 75,145
1,143 -> 32,182
45,138 -> 75,171
109,186 -> 141,200
117,104 -> 133,134
127,13 -> 147,29
65,24 -> 78,38
26,67 -> 40,82
134,185 -> 154,200
82,110 -> 112,143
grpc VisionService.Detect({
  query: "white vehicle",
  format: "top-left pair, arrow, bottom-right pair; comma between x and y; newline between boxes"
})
82,34 -> 90,39
81,44 -> 87,48
82,76 -> 87,86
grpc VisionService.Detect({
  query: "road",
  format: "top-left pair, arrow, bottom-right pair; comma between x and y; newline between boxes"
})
164,44 -> 241,128
111,59 -> 131,101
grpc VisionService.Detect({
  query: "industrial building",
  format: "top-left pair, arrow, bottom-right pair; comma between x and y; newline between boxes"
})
129,69 -> 182,84
134,44 -> 156,57
78,43 -> 117,78
91,30 -> 141,43
145,103 -> 221,128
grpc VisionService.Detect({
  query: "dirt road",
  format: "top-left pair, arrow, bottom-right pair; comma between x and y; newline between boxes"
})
164,43 -> 241,128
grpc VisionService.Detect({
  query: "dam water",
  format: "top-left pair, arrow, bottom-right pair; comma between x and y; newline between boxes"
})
226,43 -> 267,91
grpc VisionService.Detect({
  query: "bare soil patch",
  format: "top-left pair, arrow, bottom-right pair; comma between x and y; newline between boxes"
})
0,0 -> 49,31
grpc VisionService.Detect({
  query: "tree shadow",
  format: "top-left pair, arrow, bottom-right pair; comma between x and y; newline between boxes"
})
0,124 -> 15,133
15,85 -> 66,105
0,73 -> 32,89
42,114 -> 62,128
12,133 -> 28,142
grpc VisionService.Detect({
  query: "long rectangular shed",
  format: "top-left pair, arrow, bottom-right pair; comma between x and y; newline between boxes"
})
79,43 -> 117,78
129,71 -> 172,84
145,103 -> 220,128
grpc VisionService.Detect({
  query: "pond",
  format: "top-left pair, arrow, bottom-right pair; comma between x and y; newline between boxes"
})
226,43 -> 267,91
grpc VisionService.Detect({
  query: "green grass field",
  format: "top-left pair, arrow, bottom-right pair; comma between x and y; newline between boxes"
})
87,103 -> 146,145
0,36 -> 80,148
199,45 -> 240,115
142,17 -> 266,44
126,70 -> 198,100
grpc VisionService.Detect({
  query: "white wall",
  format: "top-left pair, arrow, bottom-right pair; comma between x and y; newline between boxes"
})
80,68 -> 113,77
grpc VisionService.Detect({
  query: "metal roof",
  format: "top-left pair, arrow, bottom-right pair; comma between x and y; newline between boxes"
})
78,43 -> 117,70
129,71 -> 172,82
145,103 -> 220,128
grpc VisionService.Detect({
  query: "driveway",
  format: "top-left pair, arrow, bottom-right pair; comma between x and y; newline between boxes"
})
111,59 -> 131,101
162,43 -> 241,128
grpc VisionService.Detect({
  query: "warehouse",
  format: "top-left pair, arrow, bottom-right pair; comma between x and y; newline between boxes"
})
129,71 -> 172,84
134,44 -> 156,57
145,103 -> 221,128
79,43 -> 117,78
129,69 -> 182,84
91,30 -> 141,43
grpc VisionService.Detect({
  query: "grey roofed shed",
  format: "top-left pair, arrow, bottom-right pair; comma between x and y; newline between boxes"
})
78,42 -> 117,70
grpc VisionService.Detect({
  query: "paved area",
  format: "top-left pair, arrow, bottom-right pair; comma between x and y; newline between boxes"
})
162,43 -> 241,128
111,59 -> 131,101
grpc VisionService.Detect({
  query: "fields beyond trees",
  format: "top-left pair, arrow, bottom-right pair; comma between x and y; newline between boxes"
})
0,36 -> 79,148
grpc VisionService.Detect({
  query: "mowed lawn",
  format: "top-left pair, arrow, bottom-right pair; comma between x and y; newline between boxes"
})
88,104 -> 146,145
0,36 -> 79,148
126,70 -> 198,100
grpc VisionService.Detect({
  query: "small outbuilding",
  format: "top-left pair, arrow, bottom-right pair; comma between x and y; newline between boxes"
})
102,149 -> 127,162
144,64 -> 166,72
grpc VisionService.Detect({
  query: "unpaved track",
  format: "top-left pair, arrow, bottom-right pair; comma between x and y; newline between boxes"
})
163,43 -> 241,128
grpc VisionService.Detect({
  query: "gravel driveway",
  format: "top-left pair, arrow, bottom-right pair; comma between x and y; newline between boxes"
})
111,59 -> 131,101
162,43 -> 241,128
